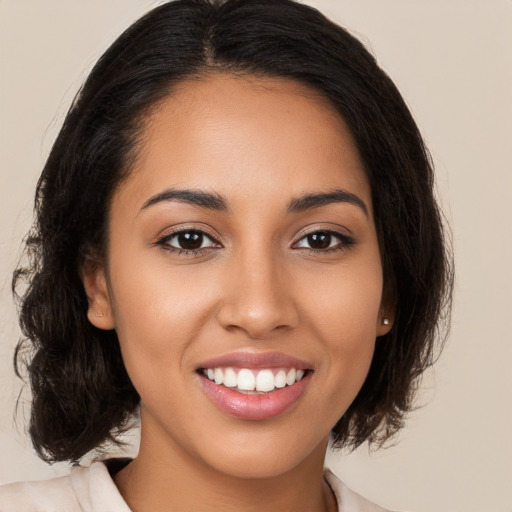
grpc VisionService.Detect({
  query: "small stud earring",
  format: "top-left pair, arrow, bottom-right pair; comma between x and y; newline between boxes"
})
382,318 -> 389,325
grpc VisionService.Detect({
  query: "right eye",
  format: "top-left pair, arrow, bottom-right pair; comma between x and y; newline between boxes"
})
156,229 -> 221,254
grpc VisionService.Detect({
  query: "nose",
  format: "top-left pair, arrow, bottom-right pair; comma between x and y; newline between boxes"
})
216,248 -> 299,340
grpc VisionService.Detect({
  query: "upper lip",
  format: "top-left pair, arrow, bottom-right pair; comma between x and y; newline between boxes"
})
197,351 -> 312,370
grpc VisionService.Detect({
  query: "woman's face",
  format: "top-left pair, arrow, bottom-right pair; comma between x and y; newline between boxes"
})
85,73 -> 391,478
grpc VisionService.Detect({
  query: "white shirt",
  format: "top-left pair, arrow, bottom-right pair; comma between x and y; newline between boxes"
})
0,461 -> 392,512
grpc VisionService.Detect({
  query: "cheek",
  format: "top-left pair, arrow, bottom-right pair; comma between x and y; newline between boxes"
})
304,256 -> 383,401
106,252 -> 221,388
307,254 -> 383,343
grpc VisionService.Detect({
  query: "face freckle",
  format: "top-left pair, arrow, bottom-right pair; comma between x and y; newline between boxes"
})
84,72 -> 391,479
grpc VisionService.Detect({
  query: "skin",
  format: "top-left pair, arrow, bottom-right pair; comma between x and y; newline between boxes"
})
83,73 -> 392,512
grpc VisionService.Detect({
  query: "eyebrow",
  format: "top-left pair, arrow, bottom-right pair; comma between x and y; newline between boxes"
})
140,187 -> 368,217
287,189 -> 369,217
141,188 -> 229,212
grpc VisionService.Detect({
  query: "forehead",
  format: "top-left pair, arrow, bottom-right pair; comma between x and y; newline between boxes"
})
120,72 -> 371,213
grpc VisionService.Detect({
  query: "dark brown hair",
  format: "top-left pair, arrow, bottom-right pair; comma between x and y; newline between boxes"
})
13,0 -> 453,464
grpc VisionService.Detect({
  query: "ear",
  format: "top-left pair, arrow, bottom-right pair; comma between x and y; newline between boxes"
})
376,288 -> 395,337
81,258 -> 115,330
376,308 -> 394,337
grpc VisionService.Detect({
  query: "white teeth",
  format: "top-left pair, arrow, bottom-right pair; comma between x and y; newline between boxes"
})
223,368 -> 237,388
214,368 -> 224,385
275,370 -> 287,388
204,367 -> 307,393
256,369 -> 275,392
286,369 -> 296,386
237,369 -> 256,390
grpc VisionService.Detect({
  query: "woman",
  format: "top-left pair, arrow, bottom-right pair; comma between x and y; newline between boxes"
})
1,0 -> 452,510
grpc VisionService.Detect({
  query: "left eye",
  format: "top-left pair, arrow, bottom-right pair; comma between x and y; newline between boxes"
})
294,231 -> 346,250
160,230 -> 218,251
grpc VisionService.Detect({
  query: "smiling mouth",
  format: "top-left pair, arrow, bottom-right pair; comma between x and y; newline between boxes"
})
199,367 -> 311,394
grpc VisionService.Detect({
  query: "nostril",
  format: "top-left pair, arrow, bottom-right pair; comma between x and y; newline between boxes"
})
215,281 -> 299,338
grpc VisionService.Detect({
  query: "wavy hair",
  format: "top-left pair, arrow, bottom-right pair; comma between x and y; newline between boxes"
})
13,0 -> 453,464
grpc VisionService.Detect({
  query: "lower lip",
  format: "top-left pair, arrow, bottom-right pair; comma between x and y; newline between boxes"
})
198,372 -> 311,421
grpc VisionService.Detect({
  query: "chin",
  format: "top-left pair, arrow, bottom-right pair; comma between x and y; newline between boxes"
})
195,427 -> 329,480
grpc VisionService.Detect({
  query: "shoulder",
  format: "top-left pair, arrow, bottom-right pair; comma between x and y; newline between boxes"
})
0,471 -> 80,512
324,469 -> 395,512
0,460 -> 131,512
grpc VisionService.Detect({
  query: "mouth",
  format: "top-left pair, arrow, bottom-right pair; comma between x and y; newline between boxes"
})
199,366 -> 310,394
196,352 -> 313,420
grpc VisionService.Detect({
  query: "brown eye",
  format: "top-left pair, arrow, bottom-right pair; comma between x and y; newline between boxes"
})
306,232 -> 332,249
177,231 -> 204,250
294,230 -> 354,252
158,229 -> 219,252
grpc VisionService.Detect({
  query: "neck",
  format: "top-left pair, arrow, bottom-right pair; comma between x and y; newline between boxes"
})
114,417 -> 335,512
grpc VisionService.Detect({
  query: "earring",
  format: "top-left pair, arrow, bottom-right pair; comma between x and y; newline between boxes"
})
382,318 -> 389,325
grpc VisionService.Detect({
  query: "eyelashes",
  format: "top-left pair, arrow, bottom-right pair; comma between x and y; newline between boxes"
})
292,229 -> 355,252
155,229 -> 221,255
155,227 -> 355,257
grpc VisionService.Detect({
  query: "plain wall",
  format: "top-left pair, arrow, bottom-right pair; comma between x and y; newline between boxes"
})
1,1 -> 511,511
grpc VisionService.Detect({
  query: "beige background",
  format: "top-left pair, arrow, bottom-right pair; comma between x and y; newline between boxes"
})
1,1 -> 511,511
